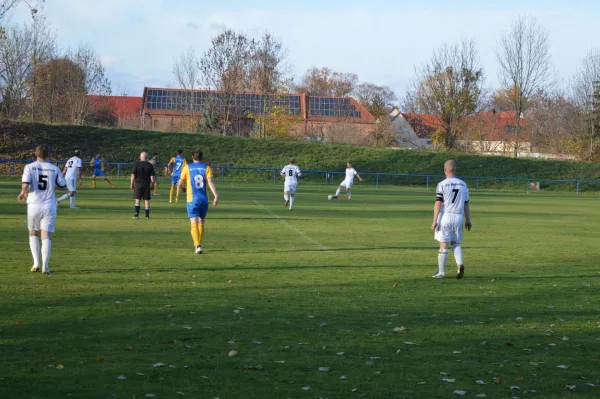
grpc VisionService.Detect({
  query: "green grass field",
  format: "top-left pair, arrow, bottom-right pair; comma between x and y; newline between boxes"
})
1,177 -> 599,398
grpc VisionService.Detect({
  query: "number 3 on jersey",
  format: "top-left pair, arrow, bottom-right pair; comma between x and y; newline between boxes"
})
194,174 -> 204,189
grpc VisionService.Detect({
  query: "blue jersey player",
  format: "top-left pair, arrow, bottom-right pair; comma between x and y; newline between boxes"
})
168,149 -> 187,203
178,149 -> 219,254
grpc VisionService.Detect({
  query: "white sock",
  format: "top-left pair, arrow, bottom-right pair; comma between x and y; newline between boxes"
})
348,191 -> 351,199
289,196 -> 294,209
284,194 -> 289,201
41,237 -> 52,272
335,188 -> 341,196
452,244 -> 463,265
70,195 -> 75,207
29,235 -> 40,267
438,249 -> 448,275
57,193 -> 70,203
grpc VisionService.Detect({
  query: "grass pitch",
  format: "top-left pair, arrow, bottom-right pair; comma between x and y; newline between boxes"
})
1,178 -> 599,398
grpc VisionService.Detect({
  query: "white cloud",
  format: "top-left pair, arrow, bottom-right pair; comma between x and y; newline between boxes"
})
100,55 -> 119,69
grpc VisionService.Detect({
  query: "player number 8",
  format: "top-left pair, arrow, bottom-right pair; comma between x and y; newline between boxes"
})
194,174 -> 204,189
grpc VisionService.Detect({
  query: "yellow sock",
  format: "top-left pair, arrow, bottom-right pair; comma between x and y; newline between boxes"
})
106,179 -> 113,186
191,223 -> 200,247
154,182 -> 159,194
176,188 -> 180,201
170,186 -> 175,202
92,180 -> 96,188
198,223 -> 205,245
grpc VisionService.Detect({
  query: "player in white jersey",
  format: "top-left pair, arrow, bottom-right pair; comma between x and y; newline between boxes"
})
431,160 -> 472,279
17,144 -> 67,275
57,150 -> 83,209
331,162 -> 362,200
280,157 -> 302,210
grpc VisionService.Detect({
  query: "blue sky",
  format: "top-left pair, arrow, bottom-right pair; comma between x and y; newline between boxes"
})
10,0 -> 600,101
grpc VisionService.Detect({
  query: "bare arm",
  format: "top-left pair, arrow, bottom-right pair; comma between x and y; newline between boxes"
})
17,182 -> 29,203
356,173 -> 363,182
207,177 -> 218,206
130,173 -> 135,189
464,202 -> 472,231
431,200 -> 442,230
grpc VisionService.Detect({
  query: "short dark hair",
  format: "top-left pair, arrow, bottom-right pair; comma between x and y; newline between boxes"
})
192,149 -> 203,161
74,150 -> 81,156
35,144 -> 50,159
177,149 -> 183,155
153,152 -> 159,156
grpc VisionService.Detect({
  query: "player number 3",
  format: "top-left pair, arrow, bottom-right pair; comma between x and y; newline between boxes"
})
193,174 -> 204,189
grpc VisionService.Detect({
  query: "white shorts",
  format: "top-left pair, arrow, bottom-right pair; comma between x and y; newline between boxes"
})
27,204 -> 57,233
284,183 -> 297,194
66,178 -> 77,192
434,213 -> 464,243
340,179 -> 354,189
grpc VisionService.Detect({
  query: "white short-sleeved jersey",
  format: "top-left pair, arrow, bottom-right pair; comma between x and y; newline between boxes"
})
435,177 -> 470,214
64,156 -> 82,179
22,161 -> 67,205
344,168 -> 357,183
281,165 -> 301,184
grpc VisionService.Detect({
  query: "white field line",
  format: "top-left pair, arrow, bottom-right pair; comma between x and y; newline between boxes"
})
253,200 -> 331,251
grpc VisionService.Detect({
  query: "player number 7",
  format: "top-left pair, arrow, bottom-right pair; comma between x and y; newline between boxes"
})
451,188 -> 459,204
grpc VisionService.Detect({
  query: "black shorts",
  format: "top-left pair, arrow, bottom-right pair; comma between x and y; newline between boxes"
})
133,184 -> 151,200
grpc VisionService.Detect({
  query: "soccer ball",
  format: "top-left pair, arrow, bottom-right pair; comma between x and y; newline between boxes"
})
327,195 -> 333,200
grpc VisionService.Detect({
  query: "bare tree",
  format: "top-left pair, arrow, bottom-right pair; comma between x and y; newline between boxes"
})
405,38 -> 485,150
297,67 -> 358,97
568,49 -> 600,159
496,16 -> 554,157
0,0 -> 24,23
249,32 -> 291,138
354,82 -> 397,118
0,24 -> 34,118
64,42 -> 111,125
199,29 -> 255,135
173,47 -> 200,130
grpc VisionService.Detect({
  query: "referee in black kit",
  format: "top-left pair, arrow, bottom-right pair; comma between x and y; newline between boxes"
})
130,152 -> 155,219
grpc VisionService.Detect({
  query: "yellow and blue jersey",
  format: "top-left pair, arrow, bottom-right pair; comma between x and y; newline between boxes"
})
180,162 -> 213,204
149,157 -> 159,177
90,156 -> 105,171
169,155 -> 187,178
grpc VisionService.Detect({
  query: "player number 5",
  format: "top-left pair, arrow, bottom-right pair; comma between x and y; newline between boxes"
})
193,174 -> 204,189
38,175 -> 48,191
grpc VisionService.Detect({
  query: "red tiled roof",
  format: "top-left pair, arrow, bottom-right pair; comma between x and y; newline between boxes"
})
401,113 -> 443,138
399,111 -> 531,142
89,95 -> 143,117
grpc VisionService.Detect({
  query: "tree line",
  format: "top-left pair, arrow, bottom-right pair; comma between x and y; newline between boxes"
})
0,2 -> 598,160
0,1 -> 111,126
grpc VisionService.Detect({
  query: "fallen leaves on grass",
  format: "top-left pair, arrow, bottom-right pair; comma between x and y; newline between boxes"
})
124,345 -> 133,351
244,365 -> 263,371
404,341 -> 416,345
454,390 -> 467,396
56,364 -> 64,369
475,380 -> 486,385
318,367 -> 330,372
393,327 -> 407,333
442,378 -> 455,383
557,364 -> 569,369
153,363 -> 166,368
228,350 -> 237,357
340,375 -> 347,380
301,386 -> 311,391
117,375 -> 127,380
